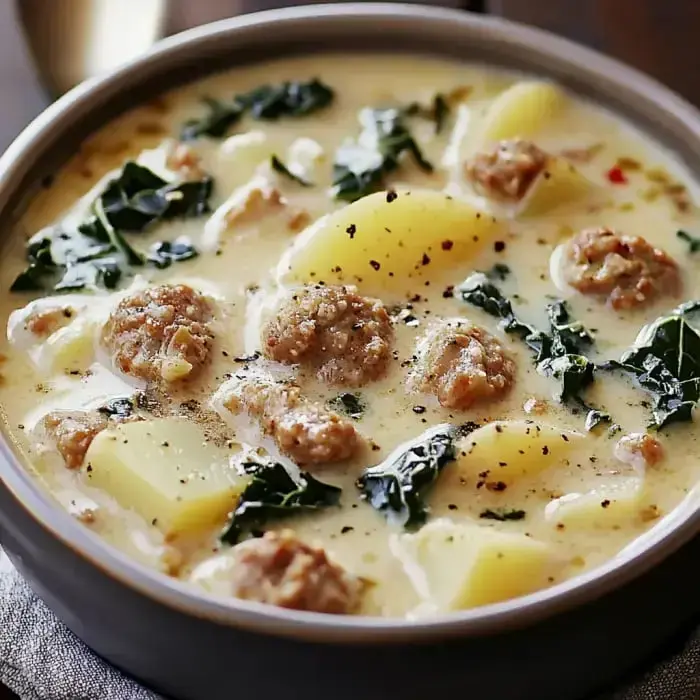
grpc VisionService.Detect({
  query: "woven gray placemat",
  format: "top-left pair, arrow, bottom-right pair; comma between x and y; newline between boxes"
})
1,549 -> 698,700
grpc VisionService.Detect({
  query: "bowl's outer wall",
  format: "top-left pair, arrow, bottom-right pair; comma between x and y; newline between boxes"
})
2,484 -> 699,700
0,5 -> 700,699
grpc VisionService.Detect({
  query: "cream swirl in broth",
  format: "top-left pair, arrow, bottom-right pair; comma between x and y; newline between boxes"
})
1,54 -> 700,618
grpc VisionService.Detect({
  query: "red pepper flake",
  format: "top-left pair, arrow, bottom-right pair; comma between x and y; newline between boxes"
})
606,166 -> 628,185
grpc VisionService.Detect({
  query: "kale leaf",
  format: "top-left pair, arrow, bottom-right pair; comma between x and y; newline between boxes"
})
97,396 -> 136,419
356,424 -> 457,529
327,392 -> 366,420
181,97 -> 245,141
147,237 -> 198,269
406,94 -> 449,134
181,79 -> 334,140
221,458 -> 342,545
332,107 -> 434,202
479,508 -> 526,521
270,155 -> 313,187
603,311 -> 700,428
677,229 -> 700,254
239,79 -> 334,120
12,162 -> 212,294
458,273 -> 609,429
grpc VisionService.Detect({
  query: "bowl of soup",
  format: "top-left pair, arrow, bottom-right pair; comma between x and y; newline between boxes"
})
1,5 -> 699,699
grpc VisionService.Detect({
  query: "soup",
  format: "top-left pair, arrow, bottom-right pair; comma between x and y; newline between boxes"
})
1,54 -> 699,618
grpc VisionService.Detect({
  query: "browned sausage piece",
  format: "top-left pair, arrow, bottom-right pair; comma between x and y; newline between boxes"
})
223,371 -> 362,465
465,139 -> 548,202
44,407 -> 142,469
102,284 -> 214,383
43,411 -> 109,469
614,433 -> 664,471
262,285 -> 393,387
25,306 -> 75,338
229,530 -> 364,614
408,319 -> 516,410
561,227 -> 680,310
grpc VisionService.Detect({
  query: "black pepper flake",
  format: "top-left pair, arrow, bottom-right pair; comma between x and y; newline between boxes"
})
386,190 -> 398,203
487,481 -> 508,492
441,240 -> 454,251
369,260 -> 381,271
601,499 -> 611,508
346,224 -> 356,239
371,443 -> 381,451
340,526 -> 354,534
498,461 -> 508,467
448,503 -> 458,511
442,285 -> 454,299
86,464 -> 93,473
494,240 -> 506,253
412,405 -> 426,414
495,424 -> 503,433
162,441 -> 170,447
421,253 -> 431,266
151,518 -> 158,526
542,445 -> 550,455
17,424 -> 24,430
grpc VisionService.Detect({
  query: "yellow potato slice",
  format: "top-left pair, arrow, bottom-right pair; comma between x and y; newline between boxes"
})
544,476 -> 647,528
85,418 -> 247,537
519,155 -> 598,217
278,188 -> 501,294
34,316 -> 98,372
394,518 -> 562,611
456,420 -> 584,485
478,81 -> 566,145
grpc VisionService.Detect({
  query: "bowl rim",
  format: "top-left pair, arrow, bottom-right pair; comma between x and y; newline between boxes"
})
1,2 -> 700,643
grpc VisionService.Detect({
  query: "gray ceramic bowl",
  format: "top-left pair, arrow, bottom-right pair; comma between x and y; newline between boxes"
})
1,5 -> 699,699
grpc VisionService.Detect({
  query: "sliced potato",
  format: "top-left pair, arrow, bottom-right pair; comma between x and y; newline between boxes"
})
519,155 -> 598,217
278,188 -> 501,293
456,420 -> 583,484
85,418 -> 247,537
394,518 -> 562,611
544,476 -> 646,528
477,81 -> 565,145
33,316 -> 98,372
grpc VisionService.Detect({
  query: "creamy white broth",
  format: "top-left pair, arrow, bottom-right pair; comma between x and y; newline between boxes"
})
1,53 -> 699,617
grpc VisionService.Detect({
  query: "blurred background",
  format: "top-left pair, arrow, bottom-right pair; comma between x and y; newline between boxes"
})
5,0 -> 700,144
3,1 -> 700,156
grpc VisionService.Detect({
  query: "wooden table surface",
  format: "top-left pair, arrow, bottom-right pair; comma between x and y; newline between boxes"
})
1,1 -> 699,698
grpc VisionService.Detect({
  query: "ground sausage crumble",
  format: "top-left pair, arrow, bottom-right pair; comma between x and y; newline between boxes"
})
561,227 -> 680,310
223,371 -> 362,465
465,138 -> 548,203
102,284 -> 214,383
408,319 -> 516,409
614,433 -> 664,470
262,285 -> 394,387
229,530 -> 364,614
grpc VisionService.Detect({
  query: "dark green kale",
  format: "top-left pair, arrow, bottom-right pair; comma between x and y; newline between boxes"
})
221,458 -> 342,545
97,396 -> 136,419
458,273 -> 609,430
327,392 -> 366,420
603,310 -> 700,428
406,94 -> 449,133
486,262 -> 511,282
238,79 -> 334,120
270,155 -> 313,187
181,97 -> 245,141
356,424 -> 457,529
11,162 -> 212,294
677,229 -> 700,253
479,508 -> 526,522
181,79 -> 334,140
147,238 -> 198,269
332,107 -> 434,202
